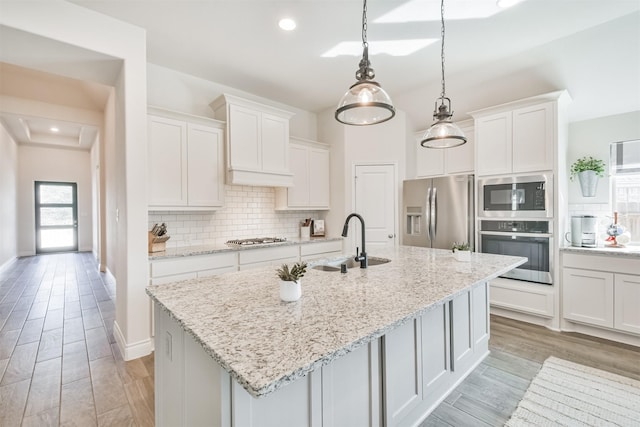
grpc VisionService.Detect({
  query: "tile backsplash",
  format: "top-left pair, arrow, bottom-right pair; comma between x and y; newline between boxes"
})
148,185 -> 326,249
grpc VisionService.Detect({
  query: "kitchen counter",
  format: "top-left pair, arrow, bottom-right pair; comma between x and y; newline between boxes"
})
148,236 -> 342,260
146,245 -> 526,398
560,245 -> 640,258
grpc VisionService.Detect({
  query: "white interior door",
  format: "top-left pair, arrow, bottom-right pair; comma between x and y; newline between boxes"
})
354,164 -> 396,251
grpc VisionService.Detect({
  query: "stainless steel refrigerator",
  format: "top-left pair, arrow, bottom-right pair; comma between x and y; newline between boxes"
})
403,175 -> 474,250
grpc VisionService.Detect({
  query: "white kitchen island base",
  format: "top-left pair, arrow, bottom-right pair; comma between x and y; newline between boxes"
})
153,281 -> 490,427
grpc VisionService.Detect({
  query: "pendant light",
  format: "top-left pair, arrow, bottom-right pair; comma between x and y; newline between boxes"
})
335,0 -> 395,126
421,0 -> 467,148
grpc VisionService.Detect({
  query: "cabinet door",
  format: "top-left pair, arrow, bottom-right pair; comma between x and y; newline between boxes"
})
308,147 -> 330,208
228,104 -> 261,170
445,122 -> 475,174
287,144 -> 309,207
614,274 -> 640,334
261,113 -> 289,174
450,291 -> 473,373
472,282 -> 489,348
383,319 -> 422,425
148,116 -> 188,206
512,102 -> 554,173
187,124 -> 224,207
562,268 -> 614,328
421,303 -> 448,397
476,112 -> 512,176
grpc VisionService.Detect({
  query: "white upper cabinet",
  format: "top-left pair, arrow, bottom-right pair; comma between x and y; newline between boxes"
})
211,94 -> 294,187
148,109 -> 224,210
470,91 -> 569,177
415,120 -> 474,178
275,137 -> 330,210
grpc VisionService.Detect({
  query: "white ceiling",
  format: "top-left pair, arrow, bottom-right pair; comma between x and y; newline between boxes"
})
1,0 -> 639,147
63,0 -> 640,124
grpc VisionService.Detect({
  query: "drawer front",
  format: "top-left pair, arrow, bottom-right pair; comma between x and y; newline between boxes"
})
562,252 -> 640,275
239,245 -> 299,265
151,252 -> 237,278
300,240 -> 343,257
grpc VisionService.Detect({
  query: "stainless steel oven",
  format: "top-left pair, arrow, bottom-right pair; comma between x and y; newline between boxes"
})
479,220 -> 553,285
478,174 -> 553,218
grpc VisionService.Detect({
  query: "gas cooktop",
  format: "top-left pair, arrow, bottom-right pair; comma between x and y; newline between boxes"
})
225,237 -> 288,247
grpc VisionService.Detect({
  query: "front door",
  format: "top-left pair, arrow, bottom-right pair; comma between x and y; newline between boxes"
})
35,181 -> 78,253
354,164 -> 397,250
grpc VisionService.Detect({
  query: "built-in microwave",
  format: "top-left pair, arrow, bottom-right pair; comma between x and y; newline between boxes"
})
478,174 -> 553,218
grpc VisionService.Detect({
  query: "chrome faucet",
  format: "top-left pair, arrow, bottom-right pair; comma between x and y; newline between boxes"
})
341,213 -> 368,268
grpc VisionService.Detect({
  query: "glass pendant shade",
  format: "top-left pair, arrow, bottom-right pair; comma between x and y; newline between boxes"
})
335,80 -> 396,126
421,120 -> 466,148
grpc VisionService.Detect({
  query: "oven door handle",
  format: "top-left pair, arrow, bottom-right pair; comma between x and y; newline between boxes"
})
479,231 -> 553,238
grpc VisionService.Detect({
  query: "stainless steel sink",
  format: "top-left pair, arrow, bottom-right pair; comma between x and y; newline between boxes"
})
311,256 -> 391,272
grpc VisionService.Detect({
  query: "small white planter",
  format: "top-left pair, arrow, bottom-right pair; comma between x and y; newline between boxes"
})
279,280 -> 301,302
454,250 -> 471,262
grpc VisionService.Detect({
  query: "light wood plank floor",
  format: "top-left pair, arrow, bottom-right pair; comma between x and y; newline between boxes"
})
2,253 -> 639,426
0,253 -> 154,427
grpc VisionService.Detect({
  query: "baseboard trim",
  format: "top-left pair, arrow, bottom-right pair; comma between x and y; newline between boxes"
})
113,320 -> 153,361
0,256 -> 18,274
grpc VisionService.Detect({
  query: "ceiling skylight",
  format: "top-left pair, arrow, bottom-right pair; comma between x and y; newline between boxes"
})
322,39 -> 437,58
375,0 -> 526,23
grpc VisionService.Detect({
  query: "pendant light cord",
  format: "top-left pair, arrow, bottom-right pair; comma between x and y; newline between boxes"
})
439,0 -> 446,100
362,0 -> 368,49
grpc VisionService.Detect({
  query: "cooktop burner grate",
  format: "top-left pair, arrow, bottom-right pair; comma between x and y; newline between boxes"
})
225,237 -> 288,246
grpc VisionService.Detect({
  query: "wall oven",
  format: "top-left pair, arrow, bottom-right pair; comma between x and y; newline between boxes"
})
479,220 -> 553,285
478,174 -> 553,218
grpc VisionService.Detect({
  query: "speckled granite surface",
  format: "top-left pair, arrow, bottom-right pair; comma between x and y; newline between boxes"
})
146,246 -> 526,398
560,245 -> 640,258
148,236 -> 342,260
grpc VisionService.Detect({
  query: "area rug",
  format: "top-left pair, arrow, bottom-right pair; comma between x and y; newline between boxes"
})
505,356 -> 640,426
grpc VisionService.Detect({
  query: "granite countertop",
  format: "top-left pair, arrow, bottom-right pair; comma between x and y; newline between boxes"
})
148,236 -> 342,260
146,246 -> 526,398
560,245 -> 640,258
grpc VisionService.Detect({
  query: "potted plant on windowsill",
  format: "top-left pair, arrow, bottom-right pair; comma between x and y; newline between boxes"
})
452,242 -> 471,262
570,156 -> 605,197
276,261 -> 307,302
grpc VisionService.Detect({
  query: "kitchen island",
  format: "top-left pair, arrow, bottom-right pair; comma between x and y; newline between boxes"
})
146,246 -> 526,427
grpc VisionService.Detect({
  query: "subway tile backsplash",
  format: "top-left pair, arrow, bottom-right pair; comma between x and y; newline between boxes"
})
148,185 -> 325,249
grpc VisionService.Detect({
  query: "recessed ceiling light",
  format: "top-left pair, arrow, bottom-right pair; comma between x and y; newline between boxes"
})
278,18 -> 296,31
50,127 -> 59,132
322,39 -> 437,58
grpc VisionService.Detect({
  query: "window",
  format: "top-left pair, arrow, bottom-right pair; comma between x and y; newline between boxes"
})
610,139 -> 640,245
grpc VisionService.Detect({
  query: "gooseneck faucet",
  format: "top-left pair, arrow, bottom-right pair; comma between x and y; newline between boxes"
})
341,213 -> 368,268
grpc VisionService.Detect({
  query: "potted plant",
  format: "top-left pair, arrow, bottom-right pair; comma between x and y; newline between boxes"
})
452,242 -> 471,262
276,261 -> 307,302
570,156 -> 605,197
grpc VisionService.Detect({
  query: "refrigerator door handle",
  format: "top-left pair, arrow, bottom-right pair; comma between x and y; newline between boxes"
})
426,187 -> 432,241
431,187 -> 437,240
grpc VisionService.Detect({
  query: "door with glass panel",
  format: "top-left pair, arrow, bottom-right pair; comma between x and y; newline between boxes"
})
35,181 -> 78,253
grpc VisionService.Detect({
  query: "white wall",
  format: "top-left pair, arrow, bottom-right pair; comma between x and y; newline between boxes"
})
318,108 -> 407,253
0,123 -> 18,269
147,63 -> 318,140
16,145 -> 93,255
2,0 -> 151,360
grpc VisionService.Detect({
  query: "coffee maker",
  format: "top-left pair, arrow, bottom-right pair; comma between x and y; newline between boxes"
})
570,215 -> 598,247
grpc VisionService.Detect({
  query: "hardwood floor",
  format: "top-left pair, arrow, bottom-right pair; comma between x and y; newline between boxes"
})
2,253 -> 639,426
421,315 -> 640,426
0,253 -> 154,427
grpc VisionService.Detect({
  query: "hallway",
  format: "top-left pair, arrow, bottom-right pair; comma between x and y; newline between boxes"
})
0,253 -> 154,426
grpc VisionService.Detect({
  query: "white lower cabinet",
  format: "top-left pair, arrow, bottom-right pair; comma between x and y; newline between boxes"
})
561,252 -> 640,340
300,240 -> 343,262
563,268 -> 614,328
153,282 -> 489,427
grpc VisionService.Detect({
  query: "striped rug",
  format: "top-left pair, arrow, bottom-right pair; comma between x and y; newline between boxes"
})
506,356 -> 640,427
